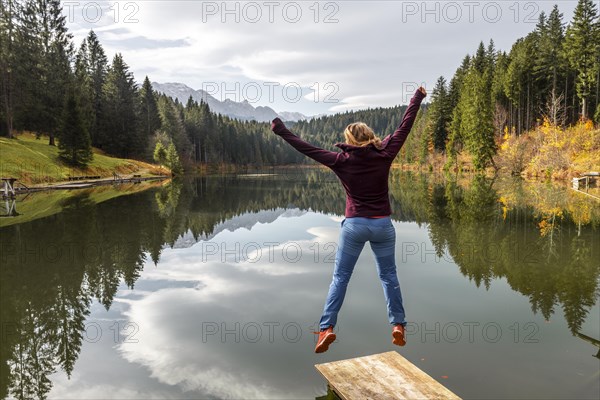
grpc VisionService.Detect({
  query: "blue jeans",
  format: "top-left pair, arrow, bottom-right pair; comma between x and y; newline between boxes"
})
319,216 -> 406,329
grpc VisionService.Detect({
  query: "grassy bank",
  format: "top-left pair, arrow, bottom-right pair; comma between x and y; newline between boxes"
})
0,132 -> 168,185
0,180 -> 168,228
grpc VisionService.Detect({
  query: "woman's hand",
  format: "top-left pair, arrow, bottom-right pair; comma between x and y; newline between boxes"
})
418,86 -> 427,96
271,117 -> 284,131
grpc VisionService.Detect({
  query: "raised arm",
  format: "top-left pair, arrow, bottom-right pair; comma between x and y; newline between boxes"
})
271,118 -> 340,168
382,87 -> 427,159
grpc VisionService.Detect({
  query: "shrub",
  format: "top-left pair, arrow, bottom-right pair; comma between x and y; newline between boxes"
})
495,127 -> 532,175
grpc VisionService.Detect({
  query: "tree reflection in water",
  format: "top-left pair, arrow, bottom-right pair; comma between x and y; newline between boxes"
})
0,170 -> 598,398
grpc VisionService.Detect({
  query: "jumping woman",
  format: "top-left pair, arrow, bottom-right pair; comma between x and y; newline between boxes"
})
271,87 -> 427,353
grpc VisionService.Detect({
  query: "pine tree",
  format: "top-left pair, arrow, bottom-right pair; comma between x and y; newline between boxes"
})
486,39 -> 497,74
153,141 -> 167,165
0,0 -> 16,137
446,55 -> 471,161
12,0 -> 43,134
58,91 -> 92,166
166,142 -> 183,175
427,76 -> 450,152
156,94 -> 190,159
6,0 -> 73,143
102,53 -> 140,157
198,100 -> 214,163
54,285 -> 90,379
505,36 -> 536,133
183,96 -> 202,162
37,0 -> 74,145
565,0 -> 600,120
491,51 -> 510,129
74,40 -> 94,139
534,5 -> 566,107
473,41 -> 487,74
459,66 -> 496,170
139,76 -> 161,146
85,31 -> 108,147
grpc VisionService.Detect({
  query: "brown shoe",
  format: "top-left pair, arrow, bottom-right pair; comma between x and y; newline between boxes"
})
392,324 -> 406,346
314,326 -> 336,353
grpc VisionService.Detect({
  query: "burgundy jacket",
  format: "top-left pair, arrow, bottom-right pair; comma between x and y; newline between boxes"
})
271,89 -> 426,218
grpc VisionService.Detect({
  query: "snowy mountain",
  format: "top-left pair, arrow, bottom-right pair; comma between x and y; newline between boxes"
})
278,111 -> 310,121
152,82 -> 311,122
169,208 -> 308,249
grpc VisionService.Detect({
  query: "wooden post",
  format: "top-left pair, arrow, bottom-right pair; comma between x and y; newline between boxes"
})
2,198 -> 19,217
1,178 -> 17,198
585,176 -> 589,191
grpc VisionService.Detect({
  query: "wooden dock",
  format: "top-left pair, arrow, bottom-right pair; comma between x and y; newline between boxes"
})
52,183 -> 95,189
315,351 -> 461,400
572,172 -> 600,200
8,175 -> 169,195
572,172 -> 599,190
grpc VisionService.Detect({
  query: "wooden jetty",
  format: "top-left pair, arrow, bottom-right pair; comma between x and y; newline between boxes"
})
315,351 -> 461,400
572,171 -> 598,189
572,172 -> 599,200
52,182 -> 95,189
5,175 -> 169,196
68,175 -> 101,181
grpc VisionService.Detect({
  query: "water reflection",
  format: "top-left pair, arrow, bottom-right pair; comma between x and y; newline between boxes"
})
0,170 -> 598,399
401,175 -> 600,334
574,331 -> 600,359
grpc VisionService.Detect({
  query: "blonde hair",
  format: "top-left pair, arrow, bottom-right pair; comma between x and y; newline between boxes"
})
344,122 -> 382,149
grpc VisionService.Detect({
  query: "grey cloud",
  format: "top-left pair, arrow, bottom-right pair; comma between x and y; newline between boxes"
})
105,35 -> 190,50
68,1 -> 579,115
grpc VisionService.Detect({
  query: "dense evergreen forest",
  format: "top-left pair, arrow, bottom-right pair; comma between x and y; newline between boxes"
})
1,0 -> 599,171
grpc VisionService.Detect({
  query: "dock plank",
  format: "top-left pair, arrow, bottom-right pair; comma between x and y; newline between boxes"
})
52,183 -> 94,189
315,351 -> 461,400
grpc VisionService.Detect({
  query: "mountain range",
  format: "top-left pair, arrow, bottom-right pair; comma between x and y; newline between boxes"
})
169,208 -> 308,249
152,82 -> 311,122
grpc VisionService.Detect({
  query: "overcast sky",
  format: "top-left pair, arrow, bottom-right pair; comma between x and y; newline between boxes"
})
65,1 -> 582,116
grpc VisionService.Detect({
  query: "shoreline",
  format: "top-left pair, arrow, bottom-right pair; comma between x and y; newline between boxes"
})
191,162 -> 598,184
4,174 -> 170,196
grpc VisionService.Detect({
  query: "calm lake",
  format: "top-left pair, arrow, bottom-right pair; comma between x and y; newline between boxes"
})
1,169 -> 599,399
